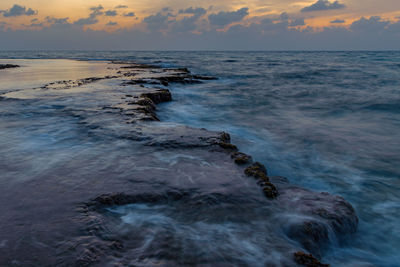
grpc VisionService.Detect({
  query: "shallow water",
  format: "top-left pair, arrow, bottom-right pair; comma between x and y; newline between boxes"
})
0,51 -> 399,266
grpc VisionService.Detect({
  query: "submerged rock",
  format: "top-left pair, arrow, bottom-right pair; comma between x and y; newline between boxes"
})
294,251 -> 329,267
143,125 -> 233,149
140,89 -> 172,104
0,64 -> 19,70
273,177 -> 358,257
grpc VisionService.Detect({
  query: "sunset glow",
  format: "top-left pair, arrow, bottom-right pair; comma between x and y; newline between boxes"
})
0,1 -> 399,49
1,0 -> 399,29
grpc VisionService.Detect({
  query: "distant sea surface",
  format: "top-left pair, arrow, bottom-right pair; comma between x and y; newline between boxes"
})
1,51 -> 399,266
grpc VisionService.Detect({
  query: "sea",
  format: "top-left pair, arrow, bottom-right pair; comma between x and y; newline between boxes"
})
0,51 -> 399,266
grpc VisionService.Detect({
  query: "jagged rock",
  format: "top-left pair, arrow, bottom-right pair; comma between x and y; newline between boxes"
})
164,67 -> 191,74
244,162 -> 268,179
140,89 -> 172,104
261,182 -> 278,198
192,75 -> 218,80
0,64 -> 20,70
273,178 -> 358,257
219,132 -> 231,143
294,251 -> 329,267
231,152 -> 253,165
135,97 -> 156,110
218,142 -> 238,150
120,64 -> 159,69
143,125 -> 232,149
125,79 -> 162,85
288,221 -> 330,255
245,162 -> 278,199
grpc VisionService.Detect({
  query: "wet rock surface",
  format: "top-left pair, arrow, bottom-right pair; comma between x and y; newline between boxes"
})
272,176 -> 358,258
231,151 -> 253,165
0,64 -> 19,70
0,60 -> 358,266
294,251 -> 329,267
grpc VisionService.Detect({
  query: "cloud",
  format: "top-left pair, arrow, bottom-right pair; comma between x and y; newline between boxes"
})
26,16 -> 70,28
89,5 -> 104,16
171,8 -> 207,33
46,17 -> 70,25
105,10 -> 117,16
115,5 -> 128,9
143,11 -> 174,31
1,15 -> 399,50
162,7 -> 172,12
30,21 -> 43,27
280,12 -> 289,21
301,0 -> 346,12
74,17 -> 98,26
179,7 -> 207,16
350,16 -> 390,32
290,18 -> 306,26
331,19 -> 345,23
0,21 -> 7,29
106,21 -> 118,26
0,4 -> 37,17
208,7 -> 249,27
74,5 -> 103,26
123,12 -> 135,17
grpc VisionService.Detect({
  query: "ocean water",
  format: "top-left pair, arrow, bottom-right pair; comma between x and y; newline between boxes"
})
0,51 -> 399,266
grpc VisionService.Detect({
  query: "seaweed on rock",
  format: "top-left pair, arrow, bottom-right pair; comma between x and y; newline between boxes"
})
294,251 -> 329,267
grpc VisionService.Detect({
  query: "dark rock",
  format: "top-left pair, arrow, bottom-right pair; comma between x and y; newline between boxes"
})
140,89 -> 172,104
175,67 -> 191,73
288,221 -> 330,255
160,79 -> 169,86
126,79 -> 162,85
156,76 -> 202,85
144,125 -> 232,149
0,64 -> 20,70
274,182 -> 359,257
219,132 -> 231,142
192,75 -> 218,80
294,251 -> 329,267
261,182 -> 278,198
231,152 -> 253,165
136,97 -> 156,110
120,64 -> 159,69
218,142 -> 238,150
244,162 -> 268,179
244,162 -> 278,199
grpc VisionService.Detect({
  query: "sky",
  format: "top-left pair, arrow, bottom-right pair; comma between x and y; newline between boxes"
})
0,0 -> 399,50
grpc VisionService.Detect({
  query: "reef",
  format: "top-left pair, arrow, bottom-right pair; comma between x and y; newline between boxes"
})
0,64 -> 20,70
0,60 -> 358,266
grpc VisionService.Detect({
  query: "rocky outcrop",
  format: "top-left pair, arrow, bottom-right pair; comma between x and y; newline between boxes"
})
245,162 -> 278,199
294,251 -> 329,267
231,152 -> 253,165
140,89 -> 172,104
0,60 -> 359,267
0,64 -> 19,70
273,177 -> 358,258
143,127 -> 235,149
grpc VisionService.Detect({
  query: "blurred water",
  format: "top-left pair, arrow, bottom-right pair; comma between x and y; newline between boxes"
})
1,51 -> 399,266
